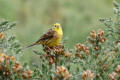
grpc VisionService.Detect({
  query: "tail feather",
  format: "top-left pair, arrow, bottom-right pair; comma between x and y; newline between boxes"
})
24,43 -> 37,50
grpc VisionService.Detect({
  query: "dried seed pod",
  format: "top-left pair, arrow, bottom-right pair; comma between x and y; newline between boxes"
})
56,66 -> 71,80
75,53 -> 82,59
64,51 -> 72,58
94,46 -> 99,51
108,72 -> 118,80
0,32 -> 5,40
115,65 -> 120,73
81,70 -> 94,80
90,30 -> 97,39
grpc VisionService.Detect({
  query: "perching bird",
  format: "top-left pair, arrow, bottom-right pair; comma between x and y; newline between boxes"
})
26,23 -> 63,49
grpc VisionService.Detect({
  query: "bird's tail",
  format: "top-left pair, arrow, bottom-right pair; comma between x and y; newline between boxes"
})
24,43 -> 37,50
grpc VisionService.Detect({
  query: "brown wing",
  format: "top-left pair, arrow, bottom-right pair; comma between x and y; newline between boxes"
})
25,29 -> 55,49
35,29 -> 55,44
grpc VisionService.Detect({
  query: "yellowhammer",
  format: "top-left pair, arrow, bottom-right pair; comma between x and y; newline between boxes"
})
26,23 -> 63,48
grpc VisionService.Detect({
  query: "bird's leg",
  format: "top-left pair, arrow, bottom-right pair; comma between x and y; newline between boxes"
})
47,47 -> 52,51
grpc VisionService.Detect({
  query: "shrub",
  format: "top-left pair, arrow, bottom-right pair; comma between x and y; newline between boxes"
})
0,20 -> 33,80
1,1 -> 120,80
32,1 -> 120,80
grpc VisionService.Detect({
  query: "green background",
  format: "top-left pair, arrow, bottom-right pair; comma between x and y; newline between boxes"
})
0,0 -> 115,65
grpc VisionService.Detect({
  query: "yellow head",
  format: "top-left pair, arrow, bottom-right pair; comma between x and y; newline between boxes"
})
52,23 -> 61,30
52,23 -> 63,35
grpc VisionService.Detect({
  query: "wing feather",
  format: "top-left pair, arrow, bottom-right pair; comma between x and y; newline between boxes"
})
36,29 -> 55,44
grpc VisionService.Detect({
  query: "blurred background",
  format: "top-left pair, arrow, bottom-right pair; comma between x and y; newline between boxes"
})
0,0 -> 115,66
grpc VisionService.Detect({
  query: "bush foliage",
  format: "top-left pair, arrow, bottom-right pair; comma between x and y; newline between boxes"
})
0,1 -> 120,80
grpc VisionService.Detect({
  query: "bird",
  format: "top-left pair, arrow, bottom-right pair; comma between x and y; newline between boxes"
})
25,23 -> 63,49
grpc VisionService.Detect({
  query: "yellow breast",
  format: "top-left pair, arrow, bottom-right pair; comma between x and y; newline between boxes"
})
46,27 -> 63,47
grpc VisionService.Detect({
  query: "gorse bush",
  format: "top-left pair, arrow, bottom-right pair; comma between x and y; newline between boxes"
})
32,1 -> 120,80
0,1 -> 120,80
0,20 -> 33,80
